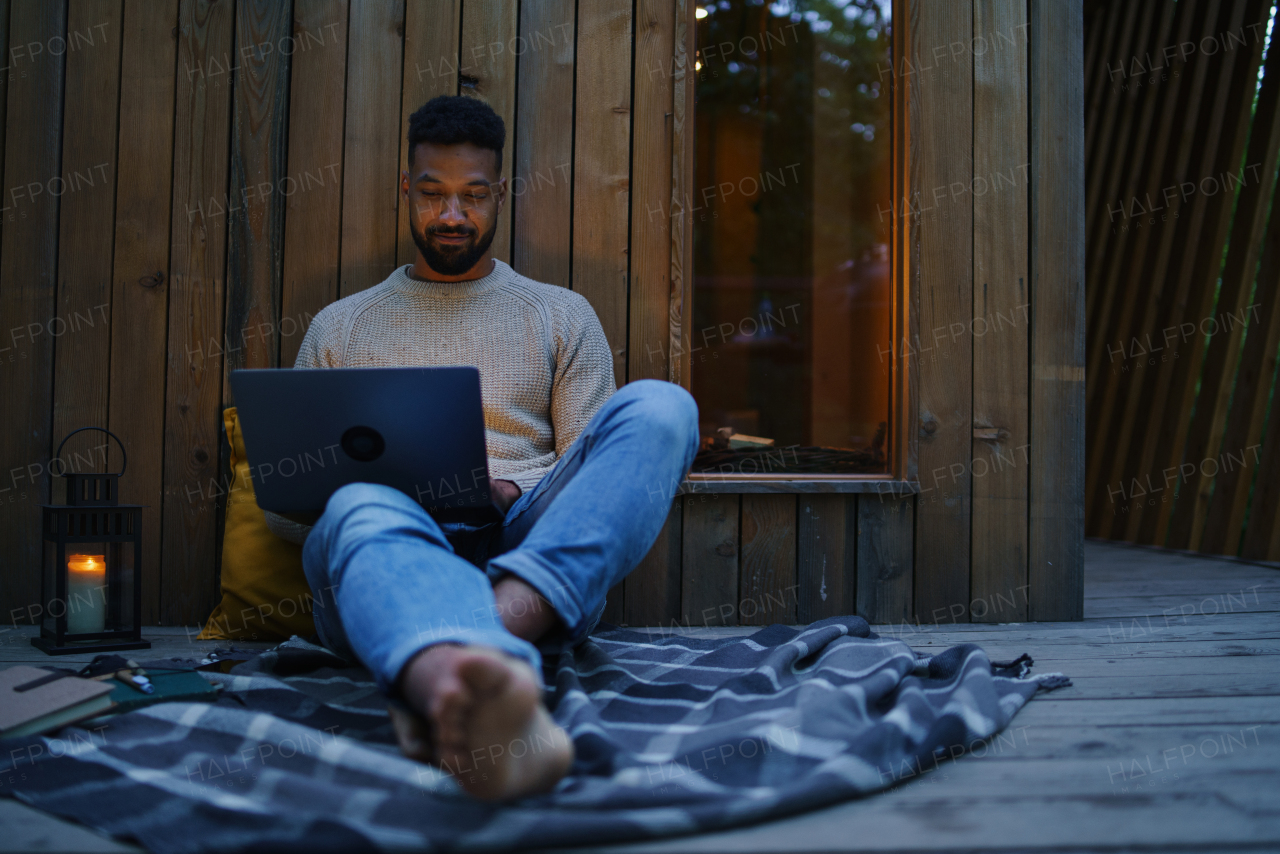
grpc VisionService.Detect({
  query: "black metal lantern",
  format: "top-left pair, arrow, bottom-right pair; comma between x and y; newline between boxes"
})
33,427 -> 150,655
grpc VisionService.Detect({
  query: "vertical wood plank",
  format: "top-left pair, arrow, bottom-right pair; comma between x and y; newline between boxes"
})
797,494 -> 855,623
398,0 -> 460,270
670,0 -> 694,388
109,0 -> 179,624
971,0 -> 1029,623
624,495 -> 682,627
739,494 -> 797,626
911,0 -> 973,624
162,0 -> 236,624
628,0 -> 675,382
1173,29 -> 1280,552
0,0 -> 66,618
681,494 -> 739,627
52,0 -> 123,482
893,0 -> 916,483
223,0 -> 293,404
0,0 -> 8,203
340,0 -> 404,297
512,0 -> 574,286
281,0 -> 349,367
856,494 -> 914,625
460,0 -> 518,265
572,0 -> 633,387
1028,0 -> 1085,620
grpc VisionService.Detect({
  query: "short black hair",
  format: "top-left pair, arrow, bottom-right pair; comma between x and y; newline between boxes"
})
407,95 -> 505,173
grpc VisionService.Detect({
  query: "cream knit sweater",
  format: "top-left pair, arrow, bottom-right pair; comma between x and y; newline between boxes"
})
262,259 -> 616,545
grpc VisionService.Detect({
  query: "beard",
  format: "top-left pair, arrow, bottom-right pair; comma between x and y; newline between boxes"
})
410,216 -> 498,277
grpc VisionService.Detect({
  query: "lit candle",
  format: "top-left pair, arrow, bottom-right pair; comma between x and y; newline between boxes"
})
66,554 -> 107,635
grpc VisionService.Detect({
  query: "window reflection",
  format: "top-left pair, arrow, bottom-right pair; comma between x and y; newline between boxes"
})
690,0 -> 893,476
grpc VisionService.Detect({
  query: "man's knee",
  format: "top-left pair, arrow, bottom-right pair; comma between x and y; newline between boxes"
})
323,482 -> 417,520
621,380 -> 699,447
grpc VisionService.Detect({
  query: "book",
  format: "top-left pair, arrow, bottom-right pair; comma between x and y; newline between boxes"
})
0,666 -> 115,740
105,669 -> 218,714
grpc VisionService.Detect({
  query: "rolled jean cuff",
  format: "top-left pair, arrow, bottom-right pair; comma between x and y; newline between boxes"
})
378,626 -> 544,697
487,550 -> 591,643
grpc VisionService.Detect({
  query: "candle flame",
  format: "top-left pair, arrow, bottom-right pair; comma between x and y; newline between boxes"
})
68,554 -> 106,574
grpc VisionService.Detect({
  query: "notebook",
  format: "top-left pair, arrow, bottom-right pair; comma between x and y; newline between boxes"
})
105,669 -> 218,715
0,665 -> 115,739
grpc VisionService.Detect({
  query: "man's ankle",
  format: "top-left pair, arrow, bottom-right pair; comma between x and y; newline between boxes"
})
493,576 -> 559,642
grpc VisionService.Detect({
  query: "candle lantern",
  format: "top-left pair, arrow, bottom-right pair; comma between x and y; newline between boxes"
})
33,427 -> 150,655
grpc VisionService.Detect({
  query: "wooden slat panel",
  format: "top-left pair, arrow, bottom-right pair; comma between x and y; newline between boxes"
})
627,0 -> 674,383
52,0 -> 123,484
911,0 -> 973,624
1111,0 -> 1230,540
1145,0 -> 1267,547
109,0 -> 179,624
670,0 -> 694,388
511,0 -> 574,286
222,0 -> 292,403
1081,0 -> 1120,149
1086,0 -> 1201,536
1218,198 -> 1280,558
161,0 -> 236,624
340,0 -> 404,297
397,0 -> 459,270
1081,0 -> 1161,325
739,494 -> 797,626
681,494 -> 739,627
281,0 -> 349,367
1080,0 -> 1174,416
971,0 -> 1029,623
0,0 -> 66,618
796,495 -> 855,623
624,495 -> 682,627
856,494 -> 913,625
460,0 -> 517,265
1080,4 -> 1165,444
1081,0 -> 1129,172
1101,0 -> 1222,540
1028,0 -> 1085,621
1173,34 -> 1280,552
572,0 -> 632,387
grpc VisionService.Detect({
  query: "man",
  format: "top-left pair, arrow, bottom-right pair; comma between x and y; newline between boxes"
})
264,95 -> 699,800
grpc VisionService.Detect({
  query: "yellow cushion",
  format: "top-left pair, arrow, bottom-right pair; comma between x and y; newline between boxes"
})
200,407 -> 316,641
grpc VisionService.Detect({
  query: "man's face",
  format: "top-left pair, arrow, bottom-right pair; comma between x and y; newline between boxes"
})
401,142 -> 506,276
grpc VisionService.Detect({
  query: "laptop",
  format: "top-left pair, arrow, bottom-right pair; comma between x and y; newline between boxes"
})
229,366 -> 504,523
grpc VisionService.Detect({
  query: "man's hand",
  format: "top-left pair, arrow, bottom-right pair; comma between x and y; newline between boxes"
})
489,477 -> 522,514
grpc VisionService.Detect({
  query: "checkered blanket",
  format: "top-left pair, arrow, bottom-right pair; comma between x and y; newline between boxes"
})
1,618 -> 1067,853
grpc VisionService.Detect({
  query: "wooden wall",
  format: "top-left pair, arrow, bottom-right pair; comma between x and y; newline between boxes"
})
0,0 -> 1084,630
1084,0 -> 1280,560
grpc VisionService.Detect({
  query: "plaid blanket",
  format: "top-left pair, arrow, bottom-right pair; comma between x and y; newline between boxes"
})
1,617 -> 1067,853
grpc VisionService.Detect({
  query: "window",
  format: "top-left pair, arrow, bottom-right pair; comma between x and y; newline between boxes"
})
689,0 -> 894,477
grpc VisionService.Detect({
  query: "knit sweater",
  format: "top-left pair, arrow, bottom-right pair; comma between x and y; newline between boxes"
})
262,259 -> 615,545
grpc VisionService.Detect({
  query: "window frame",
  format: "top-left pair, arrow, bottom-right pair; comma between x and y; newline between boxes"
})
675,0 -> 918,495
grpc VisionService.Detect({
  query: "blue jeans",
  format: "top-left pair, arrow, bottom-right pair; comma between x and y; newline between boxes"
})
301,380 -> 699,695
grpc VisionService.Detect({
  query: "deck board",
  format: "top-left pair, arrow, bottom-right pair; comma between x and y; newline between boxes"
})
2,540 -> 1278,853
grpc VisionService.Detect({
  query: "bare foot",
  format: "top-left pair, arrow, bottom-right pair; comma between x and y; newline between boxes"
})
492,575 -> 559,643
396,644 -> 573,800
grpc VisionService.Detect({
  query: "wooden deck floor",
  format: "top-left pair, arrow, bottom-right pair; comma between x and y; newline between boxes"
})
2,539 -> 1278,853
